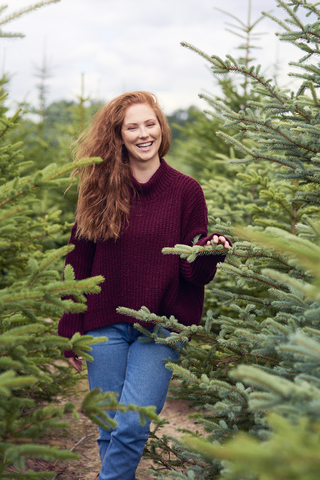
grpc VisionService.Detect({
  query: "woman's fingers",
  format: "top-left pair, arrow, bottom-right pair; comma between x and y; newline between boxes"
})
69,356 -> 83,372
211,235 -> 231,249
220,236 -> 231,249
206,235 -> 231,248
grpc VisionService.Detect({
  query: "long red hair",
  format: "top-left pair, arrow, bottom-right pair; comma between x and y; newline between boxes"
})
72,91 -> 171,242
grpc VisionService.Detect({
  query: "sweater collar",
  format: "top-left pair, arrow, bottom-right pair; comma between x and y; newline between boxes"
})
131,158 -> 177,200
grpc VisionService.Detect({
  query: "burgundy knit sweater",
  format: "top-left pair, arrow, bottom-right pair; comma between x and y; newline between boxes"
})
58,159 -> 226,354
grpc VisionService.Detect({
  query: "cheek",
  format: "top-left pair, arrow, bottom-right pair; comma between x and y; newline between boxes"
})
121,133 -> 130,146
156,128 -> 162,141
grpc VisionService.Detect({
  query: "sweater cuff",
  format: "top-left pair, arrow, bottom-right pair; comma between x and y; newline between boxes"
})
64,349 -> 76,358
180,233 -> 230,286
63,350 -> 76,358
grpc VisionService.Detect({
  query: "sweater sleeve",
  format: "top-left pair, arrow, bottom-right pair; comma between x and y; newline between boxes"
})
180,233 -> 228,286
58,223 -> 96,356
179,179 -> 228,286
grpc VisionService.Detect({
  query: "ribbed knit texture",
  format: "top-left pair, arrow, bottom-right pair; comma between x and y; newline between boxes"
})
58,159 -> 227,356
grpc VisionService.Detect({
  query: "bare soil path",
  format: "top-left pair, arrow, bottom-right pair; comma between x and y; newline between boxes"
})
39,378 -> 200,480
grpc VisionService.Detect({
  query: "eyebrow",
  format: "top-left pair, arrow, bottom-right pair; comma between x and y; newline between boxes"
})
124,118 -> 157,127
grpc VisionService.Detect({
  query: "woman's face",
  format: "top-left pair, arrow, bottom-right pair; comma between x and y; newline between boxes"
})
121,103 -> 162,168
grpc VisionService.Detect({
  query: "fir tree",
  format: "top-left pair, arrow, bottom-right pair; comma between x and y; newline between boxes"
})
169,2 -> 269,323
8,73 -> 104,244
118,1 -> 320,479
0,4 -> 157,478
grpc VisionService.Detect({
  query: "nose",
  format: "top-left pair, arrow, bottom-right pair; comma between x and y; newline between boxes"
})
138,126 -> 149,138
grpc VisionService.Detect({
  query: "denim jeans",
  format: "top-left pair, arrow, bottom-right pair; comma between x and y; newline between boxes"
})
86,322 -> 181,480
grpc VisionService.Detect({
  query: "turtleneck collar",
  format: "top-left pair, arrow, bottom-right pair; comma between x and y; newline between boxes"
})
131,158 -> 178,200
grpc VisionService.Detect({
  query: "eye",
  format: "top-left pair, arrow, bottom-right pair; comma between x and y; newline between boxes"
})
147,123 -> 155,127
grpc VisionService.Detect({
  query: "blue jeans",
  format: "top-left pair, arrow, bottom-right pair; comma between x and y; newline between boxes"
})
86,323 -> 181,480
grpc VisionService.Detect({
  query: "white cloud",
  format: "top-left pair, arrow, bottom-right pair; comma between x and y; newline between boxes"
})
3,0 -> 307,113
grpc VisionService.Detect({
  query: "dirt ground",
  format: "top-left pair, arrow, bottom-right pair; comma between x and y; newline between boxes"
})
15,377 -> 201,480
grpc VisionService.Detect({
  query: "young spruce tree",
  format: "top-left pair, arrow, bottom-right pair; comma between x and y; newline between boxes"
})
0,4 -> 157,479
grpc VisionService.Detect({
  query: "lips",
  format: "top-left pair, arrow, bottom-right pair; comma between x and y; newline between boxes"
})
136,141 -> 153,150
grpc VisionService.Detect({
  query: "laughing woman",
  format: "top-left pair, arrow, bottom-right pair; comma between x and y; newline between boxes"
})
58,91 -> 230,480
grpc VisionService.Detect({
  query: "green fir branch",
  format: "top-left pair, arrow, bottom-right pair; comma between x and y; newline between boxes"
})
0,1 -> 60,27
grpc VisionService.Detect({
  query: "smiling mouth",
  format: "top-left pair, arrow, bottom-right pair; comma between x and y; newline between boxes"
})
136,141 -> 153,150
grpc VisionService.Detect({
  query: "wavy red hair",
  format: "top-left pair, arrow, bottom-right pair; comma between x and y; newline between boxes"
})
72,91 -> 171,242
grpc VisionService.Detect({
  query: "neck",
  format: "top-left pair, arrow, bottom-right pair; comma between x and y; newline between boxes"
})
130,157 -> 161,184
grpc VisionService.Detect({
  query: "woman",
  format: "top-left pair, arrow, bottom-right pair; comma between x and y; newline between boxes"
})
58,91 -> 230,480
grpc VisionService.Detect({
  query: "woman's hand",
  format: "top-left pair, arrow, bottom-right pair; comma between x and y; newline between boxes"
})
206,235 -> 231,249
69,356 -> 83,372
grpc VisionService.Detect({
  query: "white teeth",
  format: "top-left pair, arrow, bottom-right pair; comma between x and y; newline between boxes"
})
137,142 -> 152,147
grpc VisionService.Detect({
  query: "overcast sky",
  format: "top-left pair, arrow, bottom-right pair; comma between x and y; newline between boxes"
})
2,0 -> 305,113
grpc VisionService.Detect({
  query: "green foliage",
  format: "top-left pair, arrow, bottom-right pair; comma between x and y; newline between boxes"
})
0,94 -> 104,477
0,81 -> 158,480
0,1 -> 60,39
0,5 -> 158,478
8,74 -> 104,229
166,107 -> 200,143
183,414 -> 320,480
